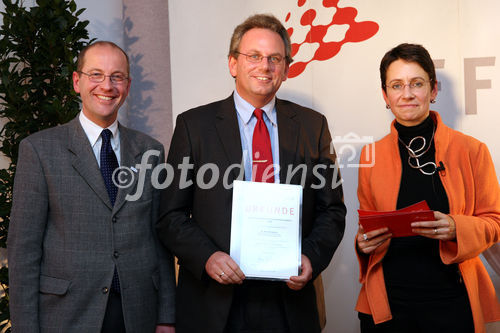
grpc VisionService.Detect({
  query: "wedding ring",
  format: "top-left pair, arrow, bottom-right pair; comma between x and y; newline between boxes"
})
219,271 -> 225,278
362,233 -> 368,241
434,228 -> 438,234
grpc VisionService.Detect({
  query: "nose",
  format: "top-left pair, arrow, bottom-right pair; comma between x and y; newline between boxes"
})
259,57 -> 272,70
100,76 -> 114,89
402,84 -> 415,98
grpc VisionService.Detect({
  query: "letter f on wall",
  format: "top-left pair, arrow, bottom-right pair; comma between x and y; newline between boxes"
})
464,57 -> 495,114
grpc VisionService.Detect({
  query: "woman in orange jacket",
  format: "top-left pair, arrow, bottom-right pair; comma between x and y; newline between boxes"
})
355,43 -> 500,333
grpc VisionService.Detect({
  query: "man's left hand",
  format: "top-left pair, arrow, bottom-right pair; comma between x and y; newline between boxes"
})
156,324 -> 175,333
287,255 -> 313,291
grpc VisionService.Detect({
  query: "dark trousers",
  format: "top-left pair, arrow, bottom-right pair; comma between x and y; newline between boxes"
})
101,291 -> 126,333
358,291 -> 474,333
224,280 -> 290,333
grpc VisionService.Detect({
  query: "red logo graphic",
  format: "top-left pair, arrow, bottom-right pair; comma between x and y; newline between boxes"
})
285,0 -> 379,78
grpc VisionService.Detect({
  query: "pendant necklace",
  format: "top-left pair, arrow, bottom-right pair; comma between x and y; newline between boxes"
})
398,124 -> 438,176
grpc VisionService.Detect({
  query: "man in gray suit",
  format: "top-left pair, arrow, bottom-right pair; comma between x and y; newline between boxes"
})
8,41 -> 175,332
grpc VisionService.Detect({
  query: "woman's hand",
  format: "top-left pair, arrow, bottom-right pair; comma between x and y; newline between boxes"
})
411,211 -> 456,241
356,225 -> 392,254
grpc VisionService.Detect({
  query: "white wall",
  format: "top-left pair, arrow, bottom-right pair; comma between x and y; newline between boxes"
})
75,0 -> 124,45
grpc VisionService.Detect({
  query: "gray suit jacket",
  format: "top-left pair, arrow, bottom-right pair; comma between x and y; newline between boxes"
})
8,117 -> 175,332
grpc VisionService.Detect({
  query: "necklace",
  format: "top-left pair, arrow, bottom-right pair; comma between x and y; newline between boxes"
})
398,124 -> 438,175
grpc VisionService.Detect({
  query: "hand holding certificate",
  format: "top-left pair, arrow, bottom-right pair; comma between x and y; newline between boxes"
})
230,180 -> 302,280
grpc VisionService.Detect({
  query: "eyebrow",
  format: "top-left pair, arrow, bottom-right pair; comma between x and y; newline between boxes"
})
243,49 -> 284,56
85,68 -> 127,75
388,76 -> 426,83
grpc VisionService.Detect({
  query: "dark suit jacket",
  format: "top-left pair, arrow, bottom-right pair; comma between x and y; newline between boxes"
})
8,117 -> 176,333
157,95 -> 346,333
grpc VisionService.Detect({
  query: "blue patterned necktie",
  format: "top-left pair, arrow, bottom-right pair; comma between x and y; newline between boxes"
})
100,129 -> 118,206
100,129 -> 120,293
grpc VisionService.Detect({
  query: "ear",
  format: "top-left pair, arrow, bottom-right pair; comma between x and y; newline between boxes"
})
72,71 -> 81,93
282,62 -> 290,82
430,80 -> 438,101
228,55 -> 238,78
125,76 -> 132,96
382,87 -> 390,107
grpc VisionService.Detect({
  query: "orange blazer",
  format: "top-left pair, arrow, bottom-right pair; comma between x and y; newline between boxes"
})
355,111 -> 500,332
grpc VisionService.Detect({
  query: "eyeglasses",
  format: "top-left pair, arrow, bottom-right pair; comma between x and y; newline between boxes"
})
78,71 -> 129,84
386,79 -> 431,93
235,51 -> 285,65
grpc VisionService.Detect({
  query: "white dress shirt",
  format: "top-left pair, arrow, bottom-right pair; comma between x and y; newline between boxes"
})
78,111 -> 121,166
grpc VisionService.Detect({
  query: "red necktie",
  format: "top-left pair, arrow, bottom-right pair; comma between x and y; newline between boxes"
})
252,109 -> 274,183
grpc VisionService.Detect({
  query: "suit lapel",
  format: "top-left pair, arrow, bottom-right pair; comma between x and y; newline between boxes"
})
276,99 -> 300,182
113,125 -> 141,213
68,118 -> 113,209
215,95 -> 243,181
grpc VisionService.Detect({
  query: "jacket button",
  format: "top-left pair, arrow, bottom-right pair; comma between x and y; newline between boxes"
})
113,251 -> 119,258
102,287 -> 109,294
112,217 -> 117,223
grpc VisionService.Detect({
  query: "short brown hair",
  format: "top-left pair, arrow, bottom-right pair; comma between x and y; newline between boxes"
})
380,43 -> 436,92
76,41 -> 130,75
228,14 -> 293,64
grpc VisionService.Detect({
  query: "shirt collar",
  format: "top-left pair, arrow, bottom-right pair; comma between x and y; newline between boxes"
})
79,111 -> 119,147
233,90 -> 277,125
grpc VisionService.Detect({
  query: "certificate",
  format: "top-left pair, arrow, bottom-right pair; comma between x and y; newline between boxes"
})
230,180 -> 302,280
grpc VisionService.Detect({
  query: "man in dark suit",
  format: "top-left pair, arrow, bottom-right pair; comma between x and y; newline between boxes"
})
8,41 -> 175,332
156,14 -> 346,333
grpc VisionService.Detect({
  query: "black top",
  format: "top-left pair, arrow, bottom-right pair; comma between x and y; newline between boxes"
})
382,115 -> 464,303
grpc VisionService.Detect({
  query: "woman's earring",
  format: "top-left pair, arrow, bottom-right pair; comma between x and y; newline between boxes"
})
431,99 -> 436,104
386,104 -> 391,109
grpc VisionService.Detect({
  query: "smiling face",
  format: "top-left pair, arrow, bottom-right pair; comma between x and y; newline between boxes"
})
228,28 -> 289,108
73,44 -> 131,128
382,59 -> 437,126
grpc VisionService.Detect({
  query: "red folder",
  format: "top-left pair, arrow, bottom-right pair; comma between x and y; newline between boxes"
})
358,201 -> 435,237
